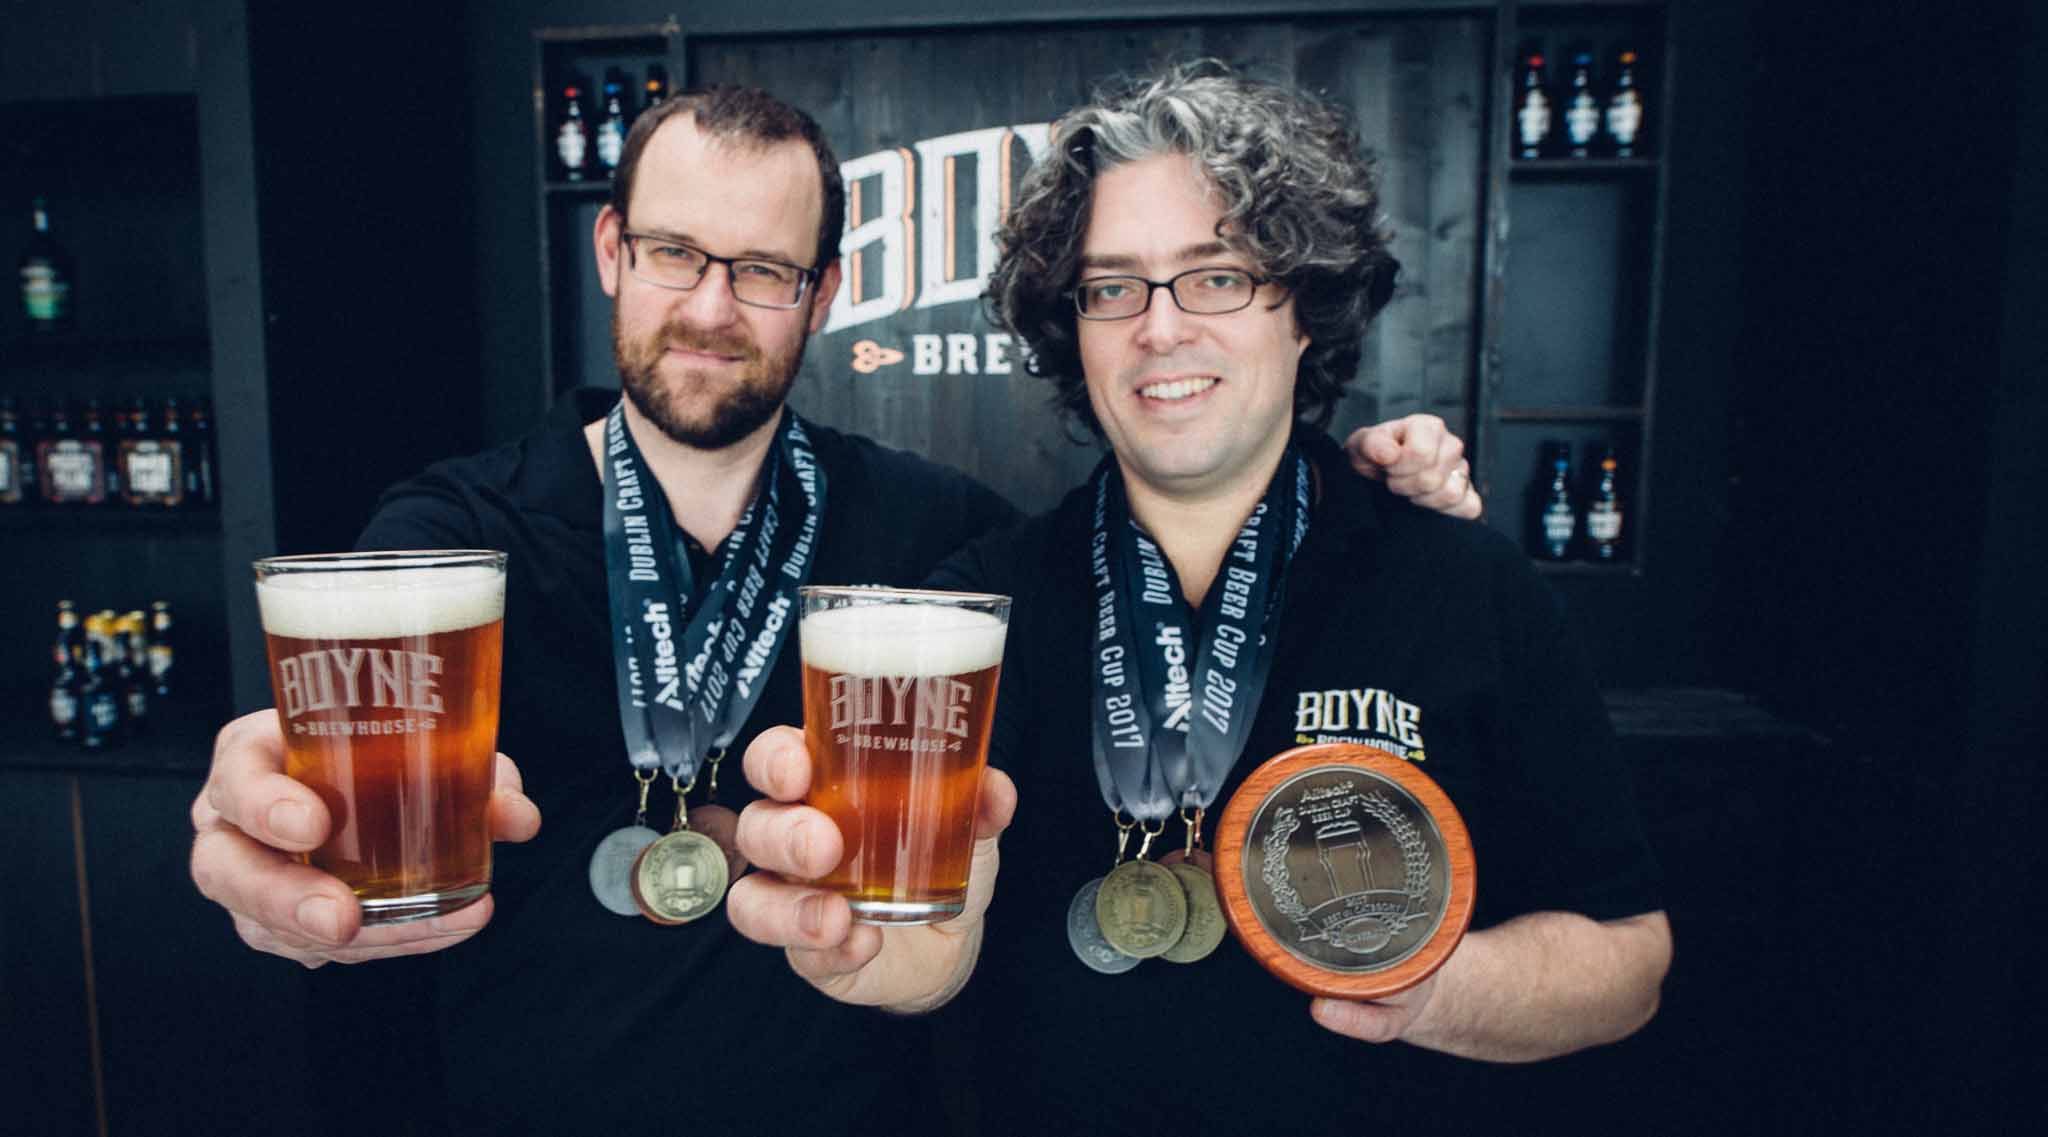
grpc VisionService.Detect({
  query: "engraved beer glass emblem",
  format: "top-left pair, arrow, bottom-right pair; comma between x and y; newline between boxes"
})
1244,769 -> 1450,972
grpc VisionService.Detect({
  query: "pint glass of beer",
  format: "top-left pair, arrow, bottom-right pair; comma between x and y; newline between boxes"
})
799,586 -> 1009,924
253,550 -> 507,925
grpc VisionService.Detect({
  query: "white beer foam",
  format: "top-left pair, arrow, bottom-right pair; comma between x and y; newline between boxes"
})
801,605 -> 1006,677
257,565 -> 506,640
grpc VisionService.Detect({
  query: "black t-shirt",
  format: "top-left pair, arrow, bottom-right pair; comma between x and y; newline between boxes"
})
320,389 -> 1020,1137
928,432 -> 1662,1135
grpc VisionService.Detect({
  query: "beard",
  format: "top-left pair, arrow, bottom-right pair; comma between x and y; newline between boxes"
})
612,307 -> 808,450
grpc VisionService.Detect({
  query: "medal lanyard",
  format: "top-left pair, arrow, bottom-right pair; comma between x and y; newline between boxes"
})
1087,447 -> 1310,842
600,401 -> 826,790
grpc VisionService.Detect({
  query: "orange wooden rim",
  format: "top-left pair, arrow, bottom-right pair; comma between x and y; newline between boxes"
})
1213,743 -> 1476,1000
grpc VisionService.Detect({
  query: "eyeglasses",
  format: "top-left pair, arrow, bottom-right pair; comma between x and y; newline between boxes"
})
1071,266 -> 1271,321
620,232 -> 819,310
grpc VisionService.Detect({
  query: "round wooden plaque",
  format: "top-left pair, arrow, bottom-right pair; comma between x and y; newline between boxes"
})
1213,743 -> 1475,1001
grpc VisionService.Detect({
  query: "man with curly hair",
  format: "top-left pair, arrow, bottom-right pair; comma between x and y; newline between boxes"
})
733,62 -> 1671,1131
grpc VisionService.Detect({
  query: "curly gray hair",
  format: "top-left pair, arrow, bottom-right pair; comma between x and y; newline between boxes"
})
987,60 -> 1398,435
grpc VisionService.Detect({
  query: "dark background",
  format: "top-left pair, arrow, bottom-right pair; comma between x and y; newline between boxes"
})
2,0 -> 2041,1132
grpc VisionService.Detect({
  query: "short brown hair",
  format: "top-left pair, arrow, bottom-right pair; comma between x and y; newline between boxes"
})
610,85 -> 846,271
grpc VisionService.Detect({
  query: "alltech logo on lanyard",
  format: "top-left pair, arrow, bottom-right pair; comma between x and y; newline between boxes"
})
588,402 -> 825,924
1068,446 -> 1310,974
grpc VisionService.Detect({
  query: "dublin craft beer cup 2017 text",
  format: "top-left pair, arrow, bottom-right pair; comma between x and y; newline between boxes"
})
254,550 -> 507,925
799,586 -> 1009,925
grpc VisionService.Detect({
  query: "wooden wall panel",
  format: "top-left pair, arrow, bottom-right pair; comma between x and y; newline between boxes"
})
691,14 -> 1485,513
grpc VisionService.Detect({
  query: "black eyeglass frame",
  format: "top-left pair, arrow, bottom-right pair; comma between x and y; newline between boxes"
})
1068,266 -> 1276,321
619,231 -> 821,310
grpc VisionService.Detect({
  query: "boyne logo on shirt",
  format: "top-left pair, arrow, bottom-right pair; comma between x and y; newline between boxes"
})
1292,686 -> 1427,761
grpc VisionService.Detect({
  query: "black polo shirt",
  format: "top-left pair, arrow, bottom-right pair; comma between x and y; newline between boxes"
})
928,430 -> 1661,1134
314,388 -> 1020,1137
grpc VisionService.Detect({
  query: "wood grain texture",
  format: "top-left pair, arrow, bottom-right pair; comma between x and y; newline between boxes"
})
1214,742 -> 1475,1001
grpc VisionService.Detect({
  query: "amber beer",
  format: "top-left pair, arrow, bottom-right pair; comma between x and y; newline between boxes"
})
254,551 -> 507,924
799,587 -> 1009,924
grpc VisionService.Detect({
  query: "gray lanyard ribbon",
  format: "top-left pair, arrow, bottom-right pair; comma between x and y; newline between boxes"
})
1086,446 -> 1310,824
599,401 -> 825,785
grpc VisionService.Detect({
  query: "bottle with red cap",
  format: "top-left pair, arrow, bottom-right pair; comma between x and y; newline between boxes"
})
556,80 -> 591,181
1514,46 -> 1555,160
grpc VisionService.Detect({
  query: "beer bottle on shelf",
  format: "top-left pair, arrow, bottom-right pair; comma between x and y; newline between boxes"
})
1531,441 -> 1577,560
1563,49 -> 1603,159
19,197 -> 75,333
122,396 -> 183,507
77,623 -> 123,750
1604,48 -> 1647,158
83,403 -> 118,506
18,399 -> 46,504
149,600 -> 175,698
107,612 -> 148,731
1514,47 -> 1555,160
90,399 -> 124,502
597,68 -> 630,175
50,600 -> 83,742
39,401 -> 107,506
184,397 -> 217,507
1584,445 -> 1625,561
91,609 -> 119,658
556,81 -> 591,182
644,64 -> 669,111
122,612 -> 153,728
0,395 -> 27,506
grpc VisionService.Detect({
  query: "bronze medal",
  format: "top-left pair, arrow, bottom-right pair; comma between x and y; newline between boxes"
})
1093,859 -> 1188,959
631,828 -> 730,925
685,803 -> 750,884
1214,743 -> 1474,1001
1160,860 -> 1226,964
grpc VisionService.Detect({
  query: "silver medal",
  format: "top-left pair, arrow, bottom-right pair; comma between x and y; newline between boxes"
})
1067,877 -> 1141,975
589,825 -> 660,916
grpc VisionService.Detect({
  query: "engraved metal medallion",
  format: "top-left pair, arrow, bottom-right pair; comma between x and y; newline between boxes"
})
632,829 -> 730,925
589,825 -> 661,916
1240,765 -> 1451,972
1160,861 -> 1226,964
1066,877 -> 1141,975
1094,859 -> 1188,959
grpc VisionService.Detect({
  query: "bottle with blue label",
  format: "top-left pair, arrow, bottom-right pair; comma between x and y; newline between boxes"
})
78,619 -> 123,750
1531,441 -> 1577,560
1563,49 -> 1603,159
597,68 -> 630,175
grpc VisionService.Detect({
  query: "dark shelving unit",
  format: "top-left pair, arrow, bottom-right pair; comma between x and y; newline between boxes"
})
1479,0 -> 1674,574
531,22 -> 680,403
0,94 -> 231,703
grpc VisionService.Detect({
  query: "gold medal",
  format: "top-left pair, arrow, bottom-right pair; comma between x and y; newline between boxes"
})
631,828 -> 729,925
1094,859 -> 1188,959
1161,860 -> 1226,964
630,772 -> 731,924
